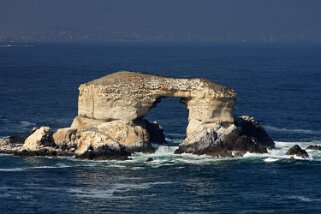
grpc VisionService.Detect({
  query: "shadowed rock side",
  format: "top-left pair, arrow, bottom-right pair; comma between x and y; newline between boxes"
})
0,71 -> 277,159
175,116 -> 274,157
286,145 -> 309,158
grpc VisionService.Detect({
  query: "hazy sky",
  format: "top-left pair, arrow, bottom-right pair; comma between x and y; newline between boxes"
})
1,0 -> 321,43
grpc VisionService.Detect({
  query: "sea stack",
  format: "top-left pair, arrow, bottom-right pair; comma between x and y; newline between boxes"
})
0,71 -> 275,159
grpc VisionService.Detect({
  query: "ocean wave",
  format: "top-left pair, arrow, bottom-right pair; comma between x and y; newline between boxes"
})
103,164 -> 126,168
0,119 -> 36,135
19,121 -> 36,128
264,125 -> 321,135
0,164 -> 72,172
287,195 -> 321,202
0,44 -> 15,48
67,182 -> 172,199
263,157 -> 279,162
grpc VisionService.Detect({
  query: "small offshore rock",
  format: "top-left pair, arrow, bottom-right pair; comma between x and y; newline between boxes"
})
305,145 -> 321,151
143,120 -> 166,144
286,145 -> 309,158
146,157 -> 154,162
1,136 -> 26,145
0,136 -> 26,151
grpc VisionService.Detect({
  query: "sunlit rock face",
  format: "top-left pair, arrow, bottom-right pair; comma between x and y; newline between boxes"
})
78,71 -> 236,139
76,71 -> 274,157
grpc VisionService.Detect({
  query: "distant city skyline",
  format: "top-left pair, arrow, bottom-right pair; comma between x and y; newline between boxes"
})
1,0 -> 321,43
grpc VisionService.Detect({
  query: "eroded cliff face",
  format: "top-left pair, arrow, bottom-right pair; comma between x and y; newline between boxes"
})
78,71 -> 236,139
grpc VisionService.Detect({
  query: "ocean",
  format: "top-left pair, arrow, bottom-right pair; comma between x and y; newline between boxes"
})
0,42 -> 321,213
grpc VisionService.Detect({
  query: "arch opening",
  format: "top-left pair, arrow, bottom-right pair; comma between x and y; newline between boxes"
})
144,97 -> 188,145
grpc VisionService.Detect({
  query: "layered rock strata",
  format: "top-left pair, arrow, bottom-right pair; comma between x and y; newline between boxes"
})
78,71 -> 236,134
0,71 -> 276,159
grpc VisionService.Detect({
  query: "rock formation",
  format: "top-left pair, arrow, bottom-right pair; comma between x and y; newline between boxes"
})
175,116 -> 274,157
286,145 -> 309,158
305,145 -> 321,151
23,126 -> 55,151
0,71 -> 275,159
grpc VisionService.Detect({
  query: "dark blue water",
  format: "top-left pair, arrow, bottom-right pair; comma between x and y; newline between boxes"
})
0,43 -> 321,213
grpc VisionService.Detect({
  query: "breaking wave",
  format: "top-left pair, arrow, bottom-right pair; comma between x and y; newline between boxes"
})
67,182 -> 173,199
0,164 -> 72,172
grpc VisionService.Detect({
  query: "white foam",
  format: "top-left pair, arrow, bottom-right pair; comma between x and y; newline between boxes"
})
0,168 -> 26,172
0,164 -> 72,172
19,121 -> 36,127
287,195 -> 321,202
67,181 -> 173,199
103,164 -> 126,168
131,167 -> 145,170
129,140 -> 321,166
263,158 -> 279,162
0,44 -> 15,48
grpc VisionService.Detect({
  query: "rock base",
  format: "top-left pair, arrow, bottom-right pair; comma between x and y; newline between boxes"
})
175,116 -> 275,157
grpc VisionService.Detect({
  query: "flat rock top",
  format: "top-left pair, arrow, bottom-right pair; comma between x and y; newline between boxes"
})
83,71 -> 236,99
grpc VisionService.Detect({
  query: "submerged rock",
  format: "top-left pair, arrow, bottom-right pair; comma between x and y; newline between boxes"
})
286,145 -> 309,158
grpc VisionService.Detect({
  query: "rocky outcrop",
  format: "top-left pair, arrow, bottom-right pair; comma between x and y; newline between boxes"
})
75,129 -> 130,160
305,145 -> 321,151
0,71 -> 275,159
175,116 -> 274,157
70,116 -> 164,154
23,127 -> 55,151
286,145 -> 309,158
53,127 -> 77,150
0,136 -> 26,151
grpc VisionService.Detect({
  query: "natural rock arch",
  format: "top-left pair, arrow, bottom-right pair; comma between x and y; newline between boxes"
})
69,71 -> 274,158
1,70 -> 275,160
76,71 -> 236,140
144,96 -> 189,139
